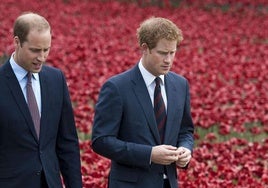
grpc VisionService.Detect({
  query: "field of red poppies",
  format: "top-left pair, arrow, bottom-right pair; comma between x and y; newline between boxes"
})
1,0 -> 268,187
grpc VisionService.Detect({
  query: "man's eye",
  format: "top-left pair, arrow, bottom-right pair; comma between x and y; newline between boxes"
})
31,49 -> 40,53
159,52 -> 167,55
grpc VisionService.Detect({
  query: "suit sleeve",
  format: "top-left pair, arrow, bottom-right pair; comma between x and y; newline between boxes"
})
91,80 -> 152,168
177,80 -> 194,152
56,71 -> 82,188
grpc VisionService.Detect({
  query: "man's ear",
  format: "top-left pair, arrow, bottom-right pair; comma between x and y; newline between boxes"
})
14,36 -> 21,48
141,43 -> 149,54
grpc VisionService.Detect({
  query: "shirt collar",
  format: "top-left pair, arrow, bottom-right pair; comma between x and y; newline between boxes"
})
138,59 -> 165,87
10,52 -> 39,81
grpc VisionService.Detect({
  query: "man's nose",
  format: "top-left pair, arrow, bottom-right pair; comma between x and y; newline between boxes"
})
37,52 -> 46,62
164,54 -> 172,63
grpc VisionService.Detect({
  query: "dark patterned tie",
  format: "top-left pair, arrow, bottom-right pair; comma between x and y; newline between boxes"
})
27,72 -> 40,138
154,77 -> 167,143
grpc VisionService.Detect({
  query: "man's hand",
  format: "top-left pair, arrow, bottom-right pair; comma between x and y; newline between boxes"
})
176,147 -> 191,168
151,145 -> 180,165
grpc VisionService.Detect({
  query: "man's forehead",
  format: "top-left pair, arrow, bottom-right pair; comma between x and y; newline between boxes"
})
155,39 -> 177,49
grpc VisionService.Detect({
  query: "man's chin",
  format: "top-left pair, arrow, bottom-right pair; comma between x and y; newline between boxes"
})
32,65 -> 43,73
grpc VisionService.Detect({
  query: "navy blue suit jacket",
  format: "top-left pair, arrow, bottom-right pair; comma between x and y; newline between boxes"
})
0,61 -> 82,188
92,64 -> 194,188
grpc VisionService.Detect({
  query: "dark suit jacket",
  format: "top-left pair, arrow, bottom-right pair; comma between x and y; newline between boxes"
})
0,61 -> 82,188
92,64 -> 194,188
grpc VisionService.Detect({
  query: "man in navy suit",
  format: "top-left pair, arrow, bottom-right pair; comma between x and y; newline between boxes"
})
0,12 -> 82,188
92,17 -> 194,188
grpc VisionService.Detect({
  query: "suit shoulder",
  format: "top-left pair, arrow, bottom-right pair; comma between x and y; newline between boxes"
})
41,65 -> 66,80
107,66 -> 134,84
0,59 -> 10,72
40,65 -> 67,84
42,65 -> 62,74
168,71 -> 188,82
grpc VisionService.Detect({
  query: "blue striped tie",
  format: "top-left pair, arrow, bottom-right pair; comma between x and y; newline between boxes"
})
154,77 -> 167,143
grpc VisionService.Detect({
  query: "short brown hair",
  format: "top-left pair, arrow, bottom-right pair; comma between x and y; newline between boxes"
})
13,12 -> 51,44
137,17 -> 183,49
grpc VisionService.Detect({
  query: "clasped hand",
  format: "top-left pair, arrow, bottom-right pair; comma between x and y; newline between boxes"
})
151,145 -> 191,167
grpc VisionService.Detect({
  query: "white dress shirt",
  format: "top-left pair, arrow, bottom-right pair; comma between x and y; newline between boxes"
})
138,60 -> 167,111
10,53 -> 42,116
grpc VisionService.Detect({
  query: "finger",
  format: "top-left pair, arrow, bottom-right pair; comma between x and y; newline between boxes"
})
176,161 -> 187,167
163,145 -> 178,150
176,158 -> 189,167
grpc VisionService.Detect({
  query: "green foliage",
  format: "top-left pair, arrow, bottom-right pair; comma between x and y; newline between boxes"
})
0,54 -> 9,65
195,123 -> 267,147
78,131 -> 92,141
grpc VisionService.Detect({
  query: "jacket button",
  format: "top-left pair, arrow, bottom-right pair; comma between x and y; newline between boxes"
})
36,171 -> 41,176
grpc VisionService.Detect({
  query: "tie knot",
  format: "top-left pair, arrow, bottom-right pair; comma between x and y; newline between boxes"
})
155,77 -> 161,87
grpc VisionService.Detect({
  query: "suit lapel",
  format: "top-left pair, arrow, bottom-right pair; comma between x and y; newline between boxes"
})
3,62 -> 39,142
38,69 -> 49,142
164,74 -> 178,143
131,66 -> 161,144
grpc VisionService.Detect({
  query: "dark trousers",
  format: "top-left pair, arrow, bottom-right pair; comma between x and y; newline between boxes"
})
41,171 -> 49,188
163,179 -> 171,188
